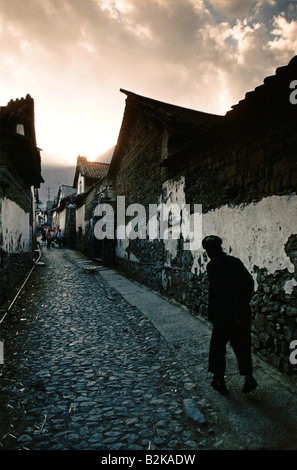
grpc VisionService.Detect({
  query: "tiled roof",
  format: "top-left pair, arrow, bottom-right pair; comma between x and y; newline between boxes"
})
110,55 -> 297,177
73,156 -> 110,188
109,90 -> 222,177
226,55 -> 297,119
60,184 -> 76,198
119,89 -> 222,127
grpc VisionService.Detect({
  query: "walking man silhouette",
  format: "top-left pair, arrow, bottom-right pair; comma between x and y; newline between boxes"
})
202,235 -> 258,395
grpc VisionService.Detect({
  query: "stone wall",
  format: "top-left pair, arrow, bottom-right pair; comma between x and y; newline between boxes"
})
64,206 -> 76,249
0,251 -> 33,306
75,182 -> 114,261
112,72 -> 297,374
74,186 -> 96,259
115,115 -> 164,208
0,175 -> 35,306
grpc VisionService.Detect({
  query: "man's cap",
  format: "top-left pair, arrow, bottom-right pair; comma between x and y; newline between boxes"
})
202,235 -> 223,250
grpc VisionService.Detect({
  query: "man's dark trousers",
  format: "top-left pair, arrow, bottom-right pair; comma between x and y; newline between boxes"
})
208,312 -> 253,379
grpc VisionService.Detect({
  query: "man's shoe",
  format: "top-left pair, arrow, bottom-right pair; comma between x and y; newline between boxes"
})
211,379 -> 229,395
242,376 -> 258,393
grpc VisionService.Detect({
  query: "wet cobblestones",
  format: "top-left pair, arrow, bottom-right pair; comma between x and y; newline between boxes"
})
0,246 -> 212,451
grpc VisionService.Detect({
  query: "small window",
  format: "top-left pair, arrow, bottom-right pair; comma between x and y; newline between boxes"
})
16,124 -> 25,135
161,128 -> 170,162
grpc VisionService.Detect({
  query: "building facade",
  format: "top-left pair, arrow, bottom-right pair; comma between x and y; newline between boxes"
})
72,156 -> 110,257
0,94 -> 43,305
106,57 -> 297,374
51,184 -> 77,247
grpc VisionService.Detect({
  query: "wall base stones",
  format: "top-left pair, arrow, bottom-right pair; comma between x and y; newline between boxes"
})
0,251 -> 34,308
251,263 -> 297,375
116,258 -> 162,293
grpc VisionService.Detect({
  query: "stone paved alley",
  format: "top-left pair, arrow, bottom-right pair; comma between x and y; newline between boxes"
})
1,243 -> 297,452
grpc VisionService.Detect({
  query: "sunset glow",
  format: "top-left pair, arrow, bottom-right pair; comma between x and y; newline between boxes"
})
1,0 -> 297,168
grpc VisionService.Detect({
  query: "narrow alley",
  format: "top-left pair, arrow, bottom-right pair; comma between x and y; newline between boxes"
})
1,242 -> 297,453
0,244 -> 217,452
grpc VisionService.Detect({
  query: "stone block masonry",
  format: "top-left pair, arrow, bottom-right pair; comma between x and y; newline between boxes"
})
0,187 -> 35,306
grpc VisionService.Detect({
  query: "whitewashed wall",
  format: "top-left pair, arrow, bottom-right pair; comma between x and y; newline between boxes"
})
77,174 -> 85,195
115,175 -> 297,294
52,208 -> 66,232
192,194 -> 297,286
76,204 -> 85,233
1,197 -> 32,254
162,178 -> 297,289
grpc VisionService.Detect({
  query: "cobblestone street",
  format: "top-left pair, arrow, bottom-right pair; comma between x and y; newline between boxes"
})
0,244 -> 214,452
1,243 -> 297,455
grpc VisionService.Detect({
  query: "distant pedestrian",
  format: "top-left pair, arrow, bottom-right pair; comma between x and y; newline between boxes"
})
57,229 -> 63,248
46,229 -> 52,250
202,235 -> 257,395
42,227 -> 46,245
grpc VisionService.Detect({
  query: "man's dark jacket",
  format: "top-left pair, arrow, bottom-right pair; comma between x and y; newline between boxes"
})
206,253 -> 254,324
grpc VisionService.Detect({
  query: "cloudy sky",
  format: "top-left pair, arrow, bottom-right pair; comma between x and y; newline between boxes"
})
1,0 -> 297,167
